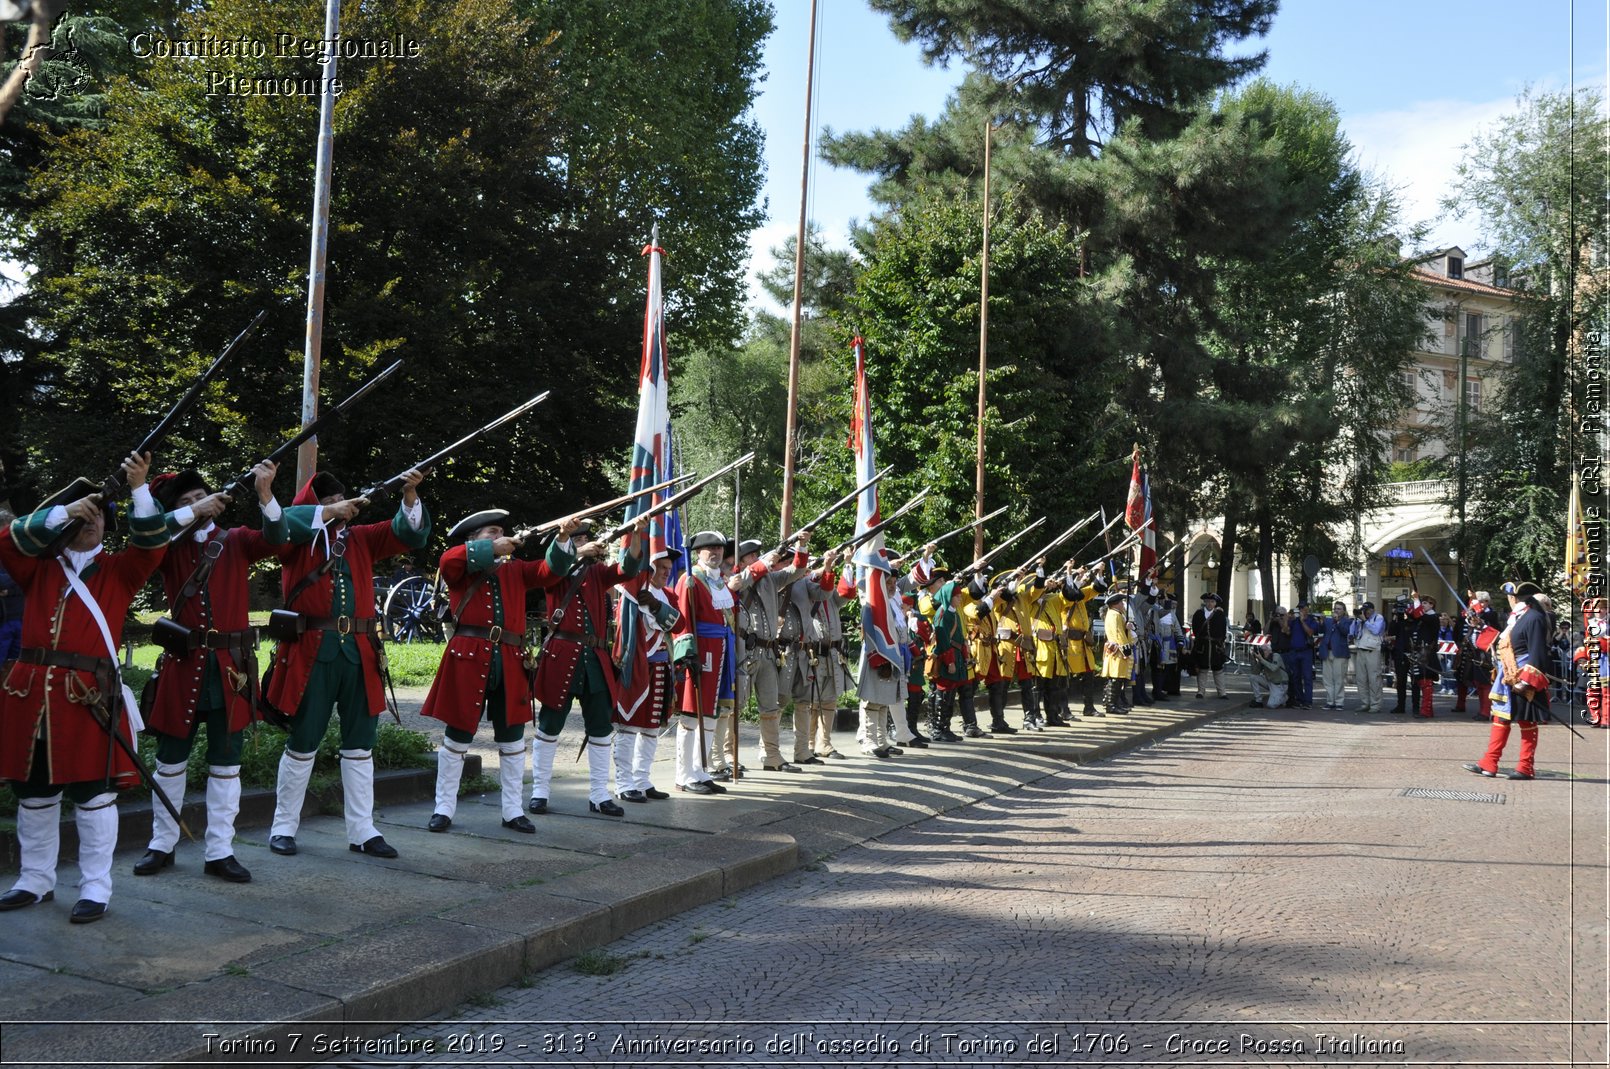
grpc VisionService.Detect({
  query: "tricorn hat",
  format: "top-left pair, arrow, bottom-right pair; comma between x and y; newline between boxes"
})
36,476 -> 102,513
736,539 -> 764,559
688,530 -> 727,552
1512,580 -> 1541,598
1201,591 -> 1222,603
448,508 -> 510,542
1103,591 -> 1127,606
650,546 -> 684,564
150,469 -> 211,512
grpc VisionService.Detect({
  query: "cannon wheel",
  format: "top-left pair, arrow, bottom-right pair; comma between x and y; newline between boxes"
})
383,574 -> 447,644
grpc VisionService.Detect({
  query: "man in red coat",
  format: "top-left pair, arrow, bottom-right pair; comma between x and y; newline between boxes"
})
528,518 -> 647,817
611,547 -> 682,803
264,469 -> 430,859
670,530 -> 740,795
135,462 -> 283,885
421,509 -> 576,834
0,452 -> 165,923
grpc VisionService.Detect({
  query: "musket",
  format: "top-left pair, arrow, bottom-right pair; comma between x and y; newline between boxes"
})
170,359 -> 404,541
1065,510 -> 1125,564
590,453 -> 755,545
890,505 -> 1008,562
49,310 -> 268,553
955,516 -> 1047,580
356,391 -> 550,504
770,465 -> 893,554
730,458 -> 742,784
815,487 -> 932,562
509,472 -> 695,544
1006,509 -> 1101,576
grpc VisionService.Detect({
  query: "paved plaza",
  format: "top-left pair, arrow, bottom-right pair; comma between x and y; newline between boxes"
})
391,709 -> 1608,1067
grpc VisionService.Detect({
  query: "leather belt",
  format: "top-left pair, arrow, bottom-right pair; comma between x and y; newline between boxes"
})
742,632 -> 784,651
178,627 -> 259,654
454,623 -> 524,647
552,629 -> 610,650
305,616 -> 382,636
17,647 -> 114,673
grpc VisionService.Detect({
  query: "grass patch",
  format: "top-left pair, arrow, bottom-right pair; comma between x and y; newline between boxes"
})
458,772 -> 498,796
222,963 -> 249,977
466,991 -> 501,1009
382,642 -> 447,686
572,950 -> 631,976
687,929 -> 709,945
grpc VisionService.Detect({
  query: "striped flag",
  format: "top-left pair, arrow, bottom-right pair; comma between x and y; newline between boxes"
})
1126,445 -> 1156,576
617,226 -> 685,690
848,337 -> 900,665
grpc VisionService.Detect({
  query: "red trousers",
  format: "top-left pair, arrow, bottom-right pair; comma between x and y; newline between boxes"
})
1588,687 -> 1608,727
1416,679 -> 1435,717
1478,719 -> 1538,777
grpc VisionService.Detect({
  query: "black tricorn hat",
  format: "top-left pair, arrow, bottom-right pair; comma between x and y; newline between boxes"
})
688,529 -> 727,551
36,476 -> 101,513
150,469 -> 210,512
310,471 -> 345,501
448,508 -> 510,542
736,539 -> 764,559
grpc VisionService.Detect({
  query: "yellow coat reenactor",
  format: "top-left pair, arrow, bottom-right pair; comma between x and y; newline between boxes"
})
1100,591 -> 1135,715
962,581 -> 1014,736
1062,568 -> 1106,717
1027,568 -> 1100,722
1003,574 -> 1046,730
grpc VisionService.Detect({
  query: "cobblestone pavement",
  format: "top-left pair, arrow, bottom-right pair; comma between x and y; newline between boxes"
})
354,709 -> 1607,1068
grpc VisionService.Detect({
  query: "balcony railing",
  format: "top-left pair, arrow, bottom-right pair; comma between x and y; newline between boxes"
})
1384,479 -> 1448,504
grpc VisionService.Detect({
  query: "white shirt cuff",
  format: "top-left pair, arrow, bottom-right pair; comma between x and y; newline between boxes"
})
260,498 -> 282,522
45,505 -> 68,529
129,484 -> 158,518
401,499 -> 423,530
173,505 -> 196,528
313,505 -> 332,530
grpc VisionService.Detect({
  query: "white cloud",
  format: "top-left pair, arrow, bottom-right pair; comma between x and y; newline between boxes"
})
1344,95 -> 1523,256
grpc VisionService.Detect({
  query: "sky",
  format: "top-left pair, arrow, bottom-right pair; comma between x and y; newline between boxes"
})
746,0 -> 1610,310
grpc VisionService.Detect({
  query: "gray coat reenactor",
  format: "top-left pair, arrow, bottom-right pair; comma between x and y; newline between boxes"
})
710,535 -> 810,776
853,553 -> 909,759
786,548 -> 849,763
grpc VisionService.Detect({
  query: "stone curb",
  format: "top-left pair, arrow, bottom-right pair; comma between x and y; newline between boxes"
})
0,830 -> 798,1067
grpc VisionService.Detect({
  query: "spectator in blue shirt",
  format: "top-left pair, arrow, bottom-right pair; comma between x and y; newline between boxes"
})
1284,601 -> 1318,709
1318,599 -> 1356,709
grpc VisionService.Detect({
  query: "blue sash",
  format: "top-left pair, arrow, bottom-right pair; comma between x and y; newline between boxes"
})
696,620 -> 736,700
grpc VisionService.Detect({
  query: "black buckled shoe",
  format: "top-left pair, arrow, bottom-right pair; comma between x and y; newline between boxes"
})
69,899 -> 108,924
990,722 -> 1018,735
1462,762 -> 1498,778
133,849 -> 175,876
963,725 -> 990,739
763,762 -> 802,772
427,814 -> 452,833
349,835 -> 398,858
203,856 -> 252,883
502,815 -> 536,833
1505,771 -> 1535,781
589,799 -> 625,817
527,797 -> 548,815
708,767 -> 733,782
644,787 -> 670,800
0,889 -> 52,911
677,781 -> 717,795
903,737 -> 929,748
620,789 -> 649,803
269,835 -> 297,856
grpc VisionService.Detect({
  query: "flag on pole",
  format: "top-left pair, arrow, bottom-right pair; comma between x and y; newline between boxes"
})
848,336 -> 901,666
617,225 -> 685,694
1125,444 -> 1157,577
1567,469 -> 1590,596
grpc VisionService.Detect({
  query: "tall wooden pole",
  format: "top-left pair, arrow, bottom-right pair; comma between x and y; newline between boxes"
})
973,118 -> 994,560
296,0 -> 342,487
778,0 -> 819,539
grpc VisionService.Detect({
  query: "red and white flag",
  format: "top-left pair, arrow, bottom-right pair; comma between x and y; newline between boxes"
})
848,337 -> 900,666
1125,444 -> 1157,577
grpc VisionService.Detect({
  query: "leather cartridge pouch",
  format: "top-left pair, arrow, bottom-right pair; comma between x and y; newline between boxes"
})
267,609 -> 307,643
151,616 -> 194,657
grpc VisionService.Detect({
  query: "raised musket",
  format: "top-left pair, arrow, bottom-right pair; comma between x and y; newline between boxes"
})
1005,509 -> 1101,577
171,359 -> 404,542
355,391 -> 550,504
889,504 -> 1008,562
814,487 -> 932,563
590,453 -> 755,545
49,310 -> 268,554
509,471 -> 695,545
955,516 -> 1047,580
769,464 -> 894,556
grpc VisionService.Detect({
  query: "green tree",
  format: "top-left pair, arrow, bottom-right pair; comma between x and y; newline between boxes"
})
1444,86 -> 1609,592
2,0 -> 773,545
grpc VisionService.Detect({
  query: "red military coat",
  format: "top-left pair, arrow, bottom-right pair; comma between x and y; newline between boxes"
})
531,546 -> 643,710
672,562 -> 758,717
263,478 -> 431,720
149,520 -> 282,737
420,538 -> 570,733
0,506 -> 167,786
